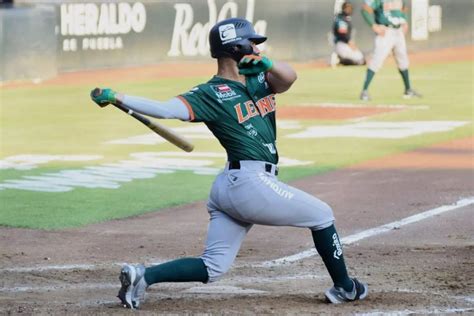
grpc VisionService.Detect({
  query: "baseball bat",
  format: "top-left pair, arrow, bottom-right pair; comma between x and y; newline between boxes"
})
92,88 -> 194,152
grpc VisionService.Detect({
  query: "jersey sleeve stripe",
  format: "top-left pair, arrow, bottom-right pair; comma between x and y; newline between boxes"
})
177,95 -> 195,121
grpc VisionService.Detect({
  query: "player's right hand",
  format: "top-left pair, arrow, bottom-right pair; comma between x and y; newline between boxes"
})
372,24 -> 386,36
238,54 -> 274,75
90,88 -> 117,107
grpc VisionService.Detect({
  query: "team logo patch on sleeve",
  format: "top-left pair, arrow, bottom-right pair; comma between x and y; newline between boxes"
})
212,84 -> 238,99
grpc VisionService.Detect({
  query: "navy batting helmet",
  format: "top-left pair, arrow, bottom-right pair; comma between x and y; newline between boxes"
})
209,18 -> 267,62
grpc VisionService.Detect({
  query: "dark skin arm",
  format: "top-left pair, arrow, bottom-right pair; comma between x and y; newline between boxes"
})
249,43 -> 297,93
266,61 -> 297,94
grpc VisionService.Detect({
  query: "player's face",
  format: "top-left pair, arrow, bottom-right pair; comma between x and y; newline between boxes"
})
343,4 -> 353,15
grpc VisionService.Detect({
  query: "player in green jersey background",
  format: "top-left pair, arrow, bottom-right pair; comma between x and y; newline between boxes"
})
91,17 -> 368,309
333,1 -> 366,66
360,0 -> 421,100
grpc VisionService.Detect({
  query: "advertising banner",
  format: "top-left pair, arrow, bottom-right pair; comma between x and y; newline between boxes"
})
2,0 -> 473,79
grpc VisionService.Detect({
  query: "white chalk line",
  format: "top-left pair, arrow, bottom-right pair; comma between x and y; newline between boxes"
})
1,197 -> 473,274
0,274 -> 322,293
0,263 -> 121,273
388,288 -> 474,305
355,307 -> 474,316
0,283 -> 118,293
256,196 -> 474,267
182,286 -> 267,294
2,277 -> 473,305
3,282 -> 473,313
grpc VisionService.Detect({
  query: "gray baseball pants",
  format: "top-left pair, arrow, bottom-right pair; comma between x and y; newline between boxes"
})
369,27 -> 409,72
200,161 -> 335,282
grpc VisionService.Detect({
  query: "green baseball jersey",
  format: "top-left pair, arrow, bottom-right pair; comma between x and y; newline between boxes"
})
178,72 -> 278,164
364,0 -> 407,27
333,14 -> 352,43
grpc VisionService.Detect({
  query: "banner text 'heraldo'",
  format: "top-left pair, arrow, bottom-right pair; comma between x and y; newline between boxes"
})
60,2 -> 147,52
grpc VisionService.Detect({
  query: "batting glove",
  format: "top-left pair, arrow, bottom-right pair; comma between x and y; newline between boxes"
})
90,88 -> 117,107
238,54 -> 273,75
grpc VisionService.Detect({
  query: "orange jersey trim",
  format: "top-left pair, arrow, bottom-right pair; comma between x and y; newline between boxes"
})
177,95 -> 195,121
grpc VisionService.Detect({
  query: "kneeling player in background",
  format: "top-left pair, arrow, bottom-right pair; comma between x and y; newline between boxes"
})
333,1 -> 366,66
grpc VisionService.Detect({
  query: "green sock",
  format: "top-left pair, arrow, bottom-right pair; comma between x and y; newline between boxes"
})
399,69 -> 411,90
363,69 -> 375,90
144,257 -> 209,285
311,225 -> 353,291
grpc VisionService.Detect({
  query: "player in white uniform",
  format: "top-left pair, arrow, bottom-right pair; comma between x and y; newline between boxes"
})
360,0 -> 421,101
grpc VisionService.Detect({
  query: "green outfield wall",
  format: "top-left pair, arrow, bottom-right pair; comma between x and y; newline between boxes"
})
2,0 -> 473,81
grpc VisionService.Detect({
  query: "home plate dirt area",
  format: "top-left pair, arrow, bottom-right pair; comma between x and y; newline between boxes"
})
0,138 -> 473,315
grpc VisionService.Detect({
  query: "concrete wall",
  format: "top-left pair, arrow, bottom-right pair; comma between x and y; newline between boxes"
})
0,5 -> 57,81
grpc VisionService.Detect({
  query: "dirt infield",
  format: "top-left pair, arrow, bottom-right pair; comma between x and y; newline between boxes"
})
0,137 -> 472,315
353,137 -> 474,169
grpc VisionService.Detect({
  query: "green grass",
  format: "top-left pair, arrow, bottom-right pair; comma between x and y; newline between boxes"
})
0,171 -> 215,229
0,60 -> 472,229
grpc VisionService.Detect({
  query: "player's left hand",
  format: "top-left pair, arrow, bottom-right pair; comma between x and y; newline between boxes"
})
238,54 -> 273,75
90,88 -> 117,107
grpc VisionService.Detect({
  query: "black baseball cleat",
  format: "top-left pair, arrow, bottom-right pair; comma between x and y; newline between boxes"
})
117,264 -> 148,309
325,278 -> 368,304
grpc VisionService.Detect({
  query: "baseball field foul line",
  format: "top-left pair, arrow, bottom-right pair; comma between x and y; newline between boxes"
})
355,307 -> 474,315
0,274 -> 324,293
1,197 -> 473,273
256,196 -> 474,268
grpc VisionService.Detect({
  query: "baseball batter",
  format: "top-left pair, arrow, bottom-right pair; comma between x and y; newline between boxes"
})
91,18 -> 368,308
360,0 -> 421,100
